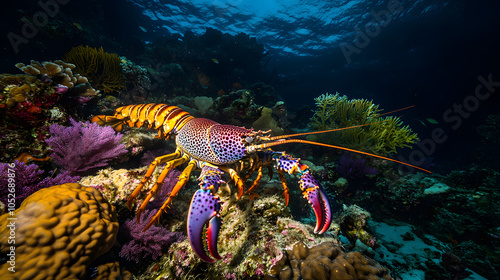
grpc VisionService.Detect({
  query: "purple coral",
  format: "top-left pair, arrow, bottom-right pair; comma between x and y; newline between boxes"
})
0,160 -> 80,208
45,118 -> 127,175
119,209 -> 185,263
336,152 -> 377,179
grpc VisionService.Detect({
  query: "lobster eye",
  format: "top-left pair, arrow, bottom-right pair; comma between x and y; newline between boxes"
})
244,136 -> 254,143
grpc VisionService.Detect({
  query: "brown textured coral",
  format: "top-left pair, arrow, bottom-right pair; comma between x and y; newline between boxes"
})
63,45 -> 125,93
0,183 -> 118,280
269,241 -> 393,280
15,60 -> 98,97
91,261 -> 132,280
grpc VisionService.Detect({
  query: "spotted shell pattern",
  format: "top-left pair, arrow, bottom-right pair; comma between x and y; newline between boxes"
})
176,118 -> 251,165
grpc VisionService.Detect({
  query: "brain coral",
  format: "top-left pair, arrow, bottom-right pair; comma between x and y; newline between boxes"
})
0,183 -> 119,280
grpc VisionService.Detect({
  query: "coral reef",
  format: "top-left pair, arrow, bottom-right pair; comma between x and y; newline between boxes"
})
375,172 -> 452,215
309,93 -> 418,155
45,118 -> 128,175
63,45 -> 125,93
269,241 -> 393,280
0,73 -> 65,127
211,89 -> 263,126
80,167 -> 143,204
0,183 -> 118,279
0,60 -> 101,162
0,160 -> 80,208
131,185 -> 393,280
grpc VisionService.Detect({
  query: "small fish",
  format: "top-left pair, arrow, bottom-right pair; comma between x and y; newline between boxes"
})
139,26 -> 147,32
211,58 -> 219,64
415,119 -> 426,126
73,22 -> 83,30
426,118 -> 439,124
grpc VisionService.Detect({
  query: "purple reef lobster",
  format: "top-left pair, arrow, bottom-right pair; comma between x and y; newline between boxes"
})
92,103 -> 429,262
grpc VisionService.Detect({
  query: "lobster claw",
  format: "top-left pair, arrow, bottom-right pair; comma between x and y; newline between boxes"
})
187,189 -> 223,263
300,172 -> 332,234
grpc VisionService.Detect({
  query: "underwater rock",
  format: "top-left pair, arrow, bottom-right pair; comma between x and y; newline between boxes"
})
0,183 -> 118,279
193,96 -> 214,115
252,107 -> 284,135
336,204 -> 379,250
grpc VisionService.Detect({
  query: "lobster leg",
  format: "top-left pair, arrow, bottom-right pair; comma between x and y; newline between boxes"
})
245,163 -> 263,196
187,165 -> 225,262
127,149 -> 181,209
134,154 -> 189,222
274,152 -> 332,234
277,169 -> 290,206
220,166 -> 245,199
142,159 -> 197,231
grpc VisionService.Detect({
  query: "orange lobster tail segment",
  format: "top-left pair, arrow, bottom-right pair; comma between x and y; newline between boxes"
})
163,111 -> 194,135
129,104 -> 147,124
91,104 -> 194,138
146,104 -> 166,128
90,115 -> 125,132
137,103 -> 155,127
154,106 -> 182,129
117,105 -> 134,118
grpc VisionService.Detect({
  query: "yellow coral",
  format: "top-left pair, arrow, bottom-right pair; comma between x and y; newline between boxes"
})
252,107 -> 284,135
1,74 -> 40,107
63,45 -> 125,93
0,183 -> 118,280
309,93 -> 418,155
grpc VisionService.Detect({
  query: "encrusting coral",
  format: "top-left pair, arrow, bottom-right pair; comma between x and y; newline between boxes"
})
63,45 -> 125,93
309,93 -> 418,155
269,241 -> 393,280
0,183 -> 119,280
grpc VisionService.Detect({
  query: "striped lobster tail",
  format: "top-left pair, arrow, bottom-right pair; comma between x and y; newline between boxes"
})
91,103 -> 194,138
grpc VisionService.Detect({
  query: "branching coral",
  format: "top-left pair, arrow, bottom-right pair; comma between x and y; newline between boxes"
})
119,209 -> 186,263
63,45 -> 125,93
309,93 -> 418,155
0,160 -> 80,208
0,183 -> 118,279
45,118 -> 128,175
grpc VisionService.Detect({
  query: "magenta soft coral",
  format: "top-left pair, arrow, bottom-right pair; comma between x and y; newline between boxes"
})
45,118 -> 128,175
0,160 -> 80,208
119,209 -> 185,263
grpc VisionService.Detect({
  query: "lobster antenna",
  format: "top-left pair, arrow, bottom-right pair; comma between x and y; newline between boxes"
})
378,105 -> 415,116
249,139 -> 431,173
268,121 -> 386,141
